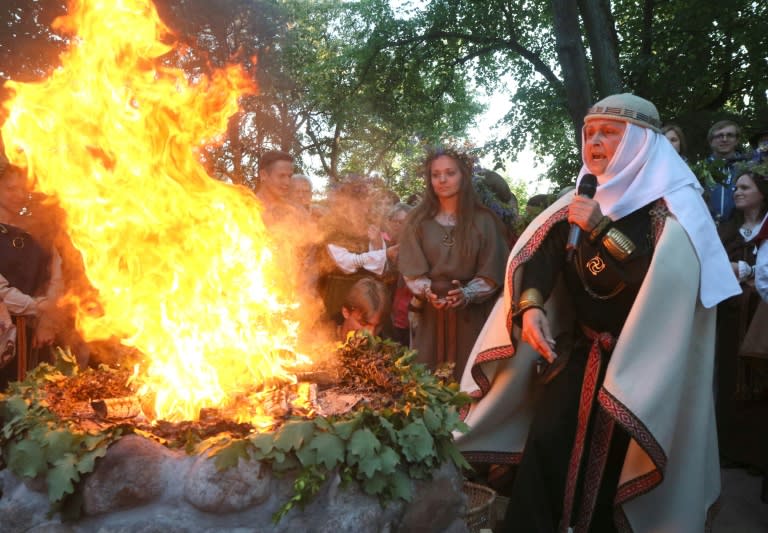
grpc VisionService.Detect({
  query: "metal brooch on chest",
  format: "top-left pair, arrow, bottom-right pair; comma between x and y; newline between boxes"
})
586,254 -> 605,275
442,229 -> 455,247
0,224 -> 26,248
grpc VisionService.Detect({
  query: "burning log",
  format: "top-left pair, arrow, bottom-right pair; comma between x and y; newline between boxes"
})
197,407 -> 222,423
294,369 -> 338,387
196,382 -> 319,425
69,401 -> 98,419
91,396 -> 143,419
260,387 -> 289,418
289,382 -> 318,417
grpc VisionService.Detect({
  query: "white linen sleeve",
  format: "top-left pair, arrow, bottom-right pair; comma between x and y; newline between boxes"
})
0,274 -> 40,316
403,275 -> 431,297
756,241 -> 768,302
326,244 -> 387,276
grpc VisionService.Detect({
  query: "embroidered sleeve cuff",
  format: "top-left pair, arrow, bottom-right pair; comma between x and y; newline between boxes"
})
327,244 -> 387,275
459,277 -> 497,306
404,275 -> 431,297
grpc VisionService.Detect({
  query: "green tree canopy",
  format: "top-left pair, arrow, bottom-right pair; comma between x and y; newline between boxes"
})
373,0 -> 767,188
2,0 -> 766,192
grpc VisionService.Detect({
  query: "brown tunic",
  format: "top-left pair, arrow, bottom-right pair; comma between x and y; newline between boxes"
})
715,219 -> 767,469
398,210 -> 508,379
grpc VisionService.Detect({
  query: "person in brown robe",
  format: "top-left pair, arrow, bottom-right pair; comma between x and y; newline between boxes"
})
398,146 -> 509,380
715,169 -> 768,494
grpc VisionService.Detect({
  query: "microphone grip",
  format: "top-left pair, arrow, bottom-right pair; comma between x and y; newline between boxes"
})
565,225 -> 581,262
565,174 -> 597,261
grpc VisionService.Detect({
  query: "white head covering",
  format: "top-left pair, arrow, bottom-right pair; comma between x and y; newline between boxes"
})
576,95 -> 739,308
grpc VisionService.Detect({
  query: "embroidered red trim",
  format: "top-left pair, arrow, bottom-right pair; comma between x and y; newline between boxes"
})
460,450 -> 524,465
560,337 -> 605,531
598,388 -> 668,504
505,206 -> 569,337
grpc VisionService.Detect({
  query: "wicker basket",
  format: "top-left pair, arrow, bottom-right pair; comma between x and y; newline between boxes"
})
463,481 -> 497,532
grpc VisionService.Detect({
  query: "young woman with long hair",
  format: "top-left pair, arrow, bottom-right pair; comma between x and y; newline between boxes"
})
398,146 -> 509,380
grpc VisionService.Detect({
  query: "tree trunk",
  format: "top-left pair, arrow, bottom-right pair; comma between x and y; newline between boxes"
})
329,122 -> 342,181
277,101 -> 294,153
226,112 -> 244,185
578,0 -> 623,96
304,118 -> 331,178
551,0 -> 593,149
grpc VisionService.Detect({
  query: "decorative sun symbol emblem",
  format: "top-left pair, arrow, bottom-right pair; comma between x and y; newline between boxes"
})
586,254 -> 606,276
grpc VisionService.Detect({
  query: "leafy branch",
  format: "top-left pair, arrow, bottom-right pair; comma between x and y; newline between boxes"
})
207,334 -> 471,522
0,349 -> 125,517
0,336 -> 471,523
690,158 -> 731,188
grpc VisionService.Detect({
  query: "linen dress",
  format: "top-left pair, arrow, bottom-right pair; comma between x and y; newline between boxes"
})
398,210 -> 508,380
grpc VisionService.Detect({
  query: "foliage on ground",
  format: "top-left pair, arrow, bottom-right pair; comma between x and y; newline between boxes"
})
0,350 -> 124,518
0,336 -> 471,522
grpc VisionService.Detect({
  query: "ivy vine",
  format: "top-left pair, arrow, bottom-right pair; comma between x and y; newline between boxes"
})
0,350 -> 126,518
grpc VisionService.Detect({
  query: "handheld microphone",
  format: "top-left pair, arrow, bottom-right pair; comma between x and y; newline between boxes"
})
565,173 -> 598,261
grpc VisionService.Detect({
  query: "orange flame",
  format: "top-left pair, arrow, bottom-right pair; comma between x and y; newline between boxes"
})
1,0 -> 305,427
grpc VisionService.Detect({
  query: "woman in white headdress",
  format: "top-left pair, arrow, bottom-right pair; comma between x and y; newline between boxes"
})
455,94 -> 740,532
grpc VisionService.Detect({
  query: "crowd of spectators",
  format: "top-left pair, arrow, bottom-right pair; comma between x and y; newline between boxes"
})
243,147 -> 519,384
655,117 -> 768,501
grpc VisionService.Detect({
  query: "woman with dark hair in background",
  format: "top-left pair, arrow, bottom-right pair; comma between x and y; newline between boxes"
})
715,167 -> 768,480
662,123 -> 688,161
398,146 -> 508,381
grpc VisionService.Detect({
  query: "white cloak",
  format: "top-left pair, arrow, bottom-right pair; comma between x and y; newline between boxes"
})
455,193 -> 720,532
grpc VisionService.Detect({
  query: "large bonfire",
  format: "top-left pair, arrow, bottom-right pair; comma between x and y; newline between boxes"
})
1,0 -> 309,428
0,3 -> 472,525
